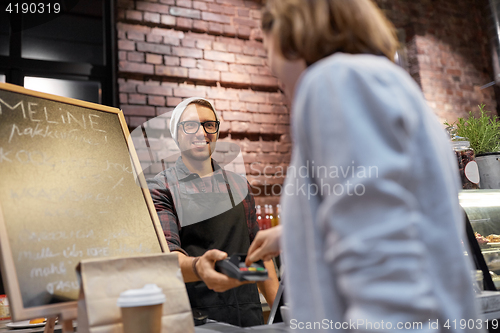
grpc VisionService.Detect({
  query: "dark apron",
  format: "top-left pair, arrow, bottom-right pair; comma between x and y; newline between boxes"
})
176,169 -> 263,327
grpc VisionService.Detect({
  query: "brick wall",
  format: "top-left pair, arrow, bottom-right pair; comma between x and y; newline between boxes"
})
116,0 -> 289,205
117,0 -> 499,205
376,0 -> 498,123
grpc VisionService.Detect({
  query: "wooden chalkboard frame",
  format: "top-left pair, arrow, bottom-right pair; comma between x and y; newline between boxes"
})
0,82 -> 169,321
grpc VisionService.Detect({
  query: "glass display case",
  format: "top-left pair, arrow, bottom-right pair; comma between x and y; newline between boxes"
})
460,190 -> 500,290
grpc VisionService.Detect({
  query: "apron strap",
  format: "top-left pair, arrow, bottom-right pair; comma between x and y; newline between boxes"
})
221,168 -> 236,208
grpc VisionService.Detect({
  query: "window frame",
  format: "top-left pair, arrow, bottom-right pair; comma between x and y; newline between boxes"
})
0,0 -> 117,107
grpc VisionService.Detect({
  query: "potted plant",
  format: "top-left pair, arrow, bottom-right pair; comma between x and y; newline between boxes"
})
446,104 -> 500,189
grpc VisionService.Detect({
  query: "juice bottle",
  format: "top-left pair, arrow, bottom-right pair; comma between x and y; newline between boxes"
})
256,205 -> 263,230
270,205 -> 277,227
264,205 -> 270,230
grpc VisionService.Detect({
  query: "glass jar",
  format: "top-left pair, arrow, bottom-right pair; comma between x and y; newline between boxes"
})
0,295 -> 10,321
452,140 -> 480,189
473,270 -> 483,294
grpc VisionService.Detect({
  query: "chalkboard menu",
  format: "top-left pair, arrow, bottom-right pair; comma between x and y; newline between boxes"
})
0,83 -> 168,320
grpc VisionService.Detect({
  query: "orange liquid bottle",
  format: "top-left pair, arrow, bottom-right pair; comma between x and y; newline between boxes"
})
270,205 -> 277,228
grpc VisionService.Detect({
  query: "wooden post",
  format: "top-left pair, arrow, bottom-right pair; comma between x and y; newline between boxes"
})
62,319 -> 74,333
43,317 -> 56,333
41,316 -> 73,333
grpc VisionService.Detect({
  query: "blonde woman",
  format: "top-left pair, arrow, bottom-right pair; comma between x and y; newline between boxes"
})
246,0 -> 482,331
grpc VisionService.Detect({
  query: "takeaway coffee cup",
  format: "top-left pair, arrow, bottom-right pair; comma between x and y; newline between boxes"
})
117,284 -> 166,333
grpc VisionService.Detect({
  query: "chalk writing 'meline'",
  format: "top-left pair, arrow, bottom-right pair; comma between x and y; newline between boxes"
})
0,98 -> 107,133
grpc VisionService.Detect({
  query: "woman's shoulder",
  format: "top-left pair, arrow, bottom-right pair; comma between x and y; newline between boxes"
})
296,52 -> 421,106
301,53 -> 406,86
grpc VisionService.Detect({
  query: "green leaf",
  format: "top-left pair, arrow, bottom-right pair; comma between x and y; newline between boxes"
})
447,104 -> 500,155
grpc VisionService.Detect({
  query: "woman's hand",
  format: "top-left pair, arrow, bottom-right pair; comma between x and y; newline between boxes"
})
246,225 -> 282,266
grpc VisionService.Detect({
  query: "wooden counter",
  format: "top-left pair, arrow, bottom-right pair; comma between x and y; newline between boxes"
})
0,321 -> 289,333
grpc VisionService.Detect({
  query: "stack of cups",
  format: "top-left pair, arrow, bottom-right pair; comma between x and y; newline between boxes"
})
117,284 -> 166,333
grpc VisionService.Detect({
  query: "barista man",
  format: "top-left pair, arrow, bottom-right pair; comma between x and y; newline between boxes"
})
147,97 -> 279,327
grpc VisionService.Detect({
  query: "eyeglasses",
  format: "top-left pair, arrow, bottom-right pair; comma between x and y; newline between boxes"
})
178,120 -> 220,134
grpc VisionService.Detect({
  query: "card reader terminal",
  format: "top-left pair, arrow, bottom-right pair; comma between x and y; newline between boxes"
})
215,253 -> 268,282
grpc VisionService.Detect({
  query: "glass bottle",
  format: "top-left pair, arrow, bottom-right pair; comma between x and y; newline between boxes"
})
264,205 -> 270,230
256,205 -> 263,230
269,205 -> 276,228
276,204 -> 281,226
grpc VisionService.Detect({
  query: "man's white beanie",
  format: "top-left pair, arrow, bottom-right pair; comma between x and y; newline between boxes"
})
169,97 -> 221,146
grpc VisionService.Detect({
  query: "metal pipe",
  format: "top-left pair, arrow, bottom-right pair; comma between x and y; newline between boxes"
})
488,0 -> 500,85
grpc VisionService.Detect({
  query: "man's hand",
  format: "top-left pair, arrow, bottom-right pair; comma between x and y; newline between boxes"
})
246,226 -> 282,266
196,249 -> 252,293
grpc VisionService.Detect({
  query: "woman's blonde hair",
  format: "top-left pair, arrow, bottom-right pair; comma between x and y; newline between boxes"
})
261,0 -> 398,65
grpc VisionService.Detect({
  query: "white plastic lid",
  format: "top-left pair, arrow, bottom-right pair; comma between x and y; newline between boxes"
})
117,284 -> 166,308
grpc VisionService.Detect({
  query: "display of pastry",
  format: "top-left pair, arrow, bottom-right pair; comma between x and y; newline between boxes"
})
475,232 -> 490,245
486,234 -> 500,243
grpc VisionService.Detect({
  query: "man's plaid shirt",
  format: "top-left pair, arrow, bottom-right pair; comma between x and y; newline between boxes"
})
147,157 -> 259,255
